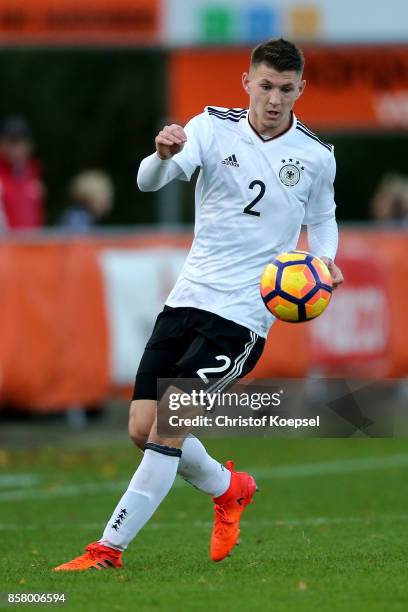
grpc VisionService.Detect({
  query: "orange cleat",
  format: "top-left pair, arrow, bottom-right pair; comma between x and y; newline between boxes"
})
53,541 -> 123,572
210,460 -> 257,562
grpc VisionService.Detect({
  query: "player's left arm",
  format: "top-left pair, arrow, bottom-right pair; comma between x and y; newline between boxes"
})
304,151 -> 344,289
308,220 -> 344,289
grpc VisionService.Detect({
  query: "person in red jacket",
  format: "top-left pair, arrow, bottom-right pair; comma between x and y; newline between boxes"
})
0,117 -> 45,230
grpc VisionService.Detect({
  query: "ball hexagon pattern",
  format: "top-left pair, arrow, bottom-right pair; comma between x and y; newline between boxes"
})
260,251 -> 333,323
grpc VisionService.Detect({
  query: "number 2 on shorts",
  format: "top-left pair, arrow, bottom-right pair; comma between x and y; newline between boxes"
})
197,355 -> 232,384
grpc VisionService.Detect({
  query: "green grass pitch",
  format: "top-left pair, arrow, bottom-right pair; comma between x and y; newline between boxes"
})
1,438 -> 408,611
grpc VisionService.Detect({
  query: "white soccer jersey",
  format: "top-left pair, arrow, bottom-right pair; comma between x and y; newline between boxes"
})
149,107 -> 337,338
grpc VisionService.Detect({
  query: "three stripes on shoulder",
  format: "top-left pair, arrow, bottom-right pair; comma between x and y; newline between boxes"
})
207,107 -> 248,123
296,120 -> 333,152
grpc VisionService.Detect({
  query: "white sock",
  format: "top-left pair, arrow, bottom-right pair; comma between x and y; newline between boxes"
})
178,436 -> 231,497
100,447 -> 180,551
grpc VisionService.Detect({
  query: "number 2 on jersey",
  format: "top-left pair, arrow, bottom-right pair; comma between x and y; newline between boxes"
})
243,180 -> 266,216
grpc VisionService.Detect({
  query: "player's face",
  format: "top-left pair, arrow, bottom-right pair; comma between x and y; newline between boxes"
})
242,63 -> 305,136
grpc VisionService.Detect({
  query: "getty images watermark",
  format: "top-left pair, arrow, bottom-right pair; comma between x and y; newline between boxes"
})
156,382 -> 322,437
167,389 -> 319,429
158,378 -> 404,438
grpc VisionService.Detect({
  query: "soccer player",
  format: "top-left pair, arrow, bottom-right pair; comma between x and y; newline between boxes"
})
54,38 -> 343,571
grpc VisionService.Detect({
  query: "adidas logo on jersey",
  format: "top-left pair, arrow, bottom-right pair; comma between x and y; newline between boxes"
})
222,154 -> 239,167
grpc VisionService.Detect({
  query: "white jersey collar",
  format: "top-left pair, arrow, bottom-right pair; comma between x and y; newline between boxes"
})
242,111 -> 297,144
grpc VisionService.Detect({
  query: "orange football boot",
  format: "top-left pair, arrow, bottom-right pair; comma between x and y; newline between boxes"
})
210,460 -> 258,562
53,541 -> 123,571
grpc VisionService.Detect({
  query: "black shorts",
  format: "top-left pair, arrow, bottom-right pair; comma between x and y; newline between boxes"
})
133,306 -> 265,401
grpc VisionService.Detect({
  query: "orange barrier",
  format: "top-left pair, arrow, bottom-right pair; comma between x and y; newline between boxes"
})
0,241 -> 109,411
0,0 -> 159,45
0,229 -> 406,412
169,47 -> 408,130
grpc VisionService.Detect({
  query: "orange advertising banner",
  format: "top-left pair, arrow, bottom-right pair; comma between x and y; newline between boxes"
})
0,0 -> 159,45
0,230 -> 407,412
169,46 -> 408,130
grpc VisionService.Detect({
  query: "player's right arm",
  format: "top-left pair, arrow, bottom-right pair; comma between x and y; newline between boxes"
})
137,113 -> 210,192
137,125 -> 186,192
155,124 -> 187,160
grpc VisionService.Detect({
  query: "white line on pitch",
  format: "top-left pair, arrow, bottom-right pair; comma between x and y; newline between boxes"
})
0,480 -> 131,501
0,474 -> 39,488
2,514 -> 408,532
249,453 -> 408,479
1,453 -> 408,502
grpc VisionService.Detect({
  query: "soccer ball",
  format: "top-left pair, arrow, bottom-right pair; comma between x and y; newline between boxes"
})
260,251 -> 333,322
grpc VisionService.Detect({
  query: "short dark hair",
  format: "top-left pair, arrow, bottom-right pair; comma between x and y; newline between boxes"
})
250,38 -> 304,74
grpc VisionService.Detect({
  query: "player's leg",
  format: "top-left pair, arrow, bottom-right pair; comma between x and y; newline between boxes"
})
128,399 -> 156,450
128,397 -> 231,497
98,383 -> 198,554
53,309 -> 182,571
53,307 -> 228,570
99,391 -> 231,553
52,307 -> 263,570
94,303 -> 265,560
53,393 -> 185,571
100,418 -> 183,552
95,352 -> 235,559
168,309 -> 265,562
178,434 -> 231,497
126,306 -> 235,498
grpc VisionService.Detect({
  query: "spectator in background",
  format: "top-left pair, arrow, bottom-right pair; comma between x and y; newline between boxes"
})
371,173 -> 408,225
0,116 -> 45,230
59,170 -> 114,232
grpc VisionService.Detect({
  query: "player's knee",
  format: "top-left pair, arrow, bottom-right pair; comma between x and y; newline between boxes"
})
128,399 -> 156,450
128,424 -> 148,450
128,413 -> 149,449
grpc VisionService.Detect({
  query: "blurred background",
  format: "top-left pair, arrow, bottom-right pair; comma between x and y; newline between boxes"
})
0,0 -> 407,425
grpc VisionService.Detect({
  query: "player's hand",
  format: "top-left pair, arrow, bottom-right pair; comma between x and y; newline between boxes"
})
155,124 -> 187,160
320,256 -> 344,289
